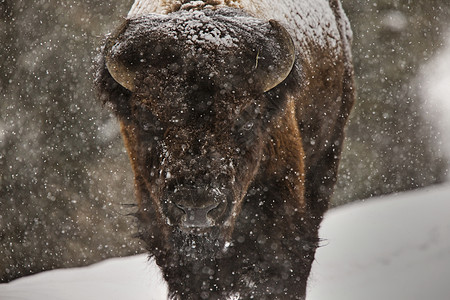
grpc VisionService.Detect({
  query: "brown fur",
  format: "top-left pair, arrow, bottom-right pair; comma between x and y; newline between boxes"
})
95,2 -> 354,299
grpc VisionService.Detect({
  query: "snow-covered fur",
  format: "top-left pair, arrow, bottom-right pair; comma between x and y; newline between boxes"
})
95,0 -> 354,299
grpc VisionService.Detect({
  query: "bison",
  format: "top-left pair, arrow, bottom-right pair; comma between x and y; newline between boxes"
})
95,0 -> 354,299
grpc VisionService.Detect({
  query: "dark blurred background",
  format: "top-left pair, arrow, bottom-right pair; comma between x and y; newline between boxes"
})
1,0 -> 449,282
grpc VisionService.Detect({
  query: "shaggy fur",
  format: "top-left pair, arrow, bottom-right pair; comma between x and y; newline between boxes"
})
95,1 -> 354,299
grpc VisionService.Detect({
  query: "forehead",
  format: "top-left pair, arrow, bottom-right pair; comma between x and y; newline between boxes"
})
132,64 -> 256,126
106,6 -> 295,97
133,92 -> 249,130
114,10 -> 258,97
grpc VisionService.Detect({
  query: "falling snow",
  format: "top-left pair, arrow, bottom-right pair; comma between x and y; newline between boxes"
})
1,1 -> 449,298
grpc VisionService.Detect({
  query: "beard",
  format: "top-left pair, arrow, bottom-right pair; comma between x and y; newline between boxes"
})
168,226 -> 227,263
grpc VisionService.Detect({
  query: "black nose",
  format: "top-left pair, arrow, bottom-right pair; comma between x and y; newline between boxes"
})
176,202 -> 219,228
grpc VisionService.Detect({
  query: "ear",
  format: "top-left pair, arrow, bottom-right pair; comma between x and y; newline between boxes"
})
103,9 -> 295,96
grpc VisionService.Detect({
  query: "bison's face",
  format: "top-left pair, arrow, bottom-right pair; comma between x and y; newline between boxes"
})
127,86 -> 266,236
97,8 -> 295,245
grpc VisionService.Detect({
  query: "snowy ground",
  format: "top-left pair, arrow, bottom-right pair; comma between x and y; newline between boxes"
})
0,254 -> 168,300
1,183 -> 449,300
307,183 -> 450,300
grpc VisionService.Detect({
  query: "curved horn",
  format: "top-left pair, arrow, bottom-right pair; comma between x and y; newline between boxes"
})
105,54 -> 137,92
257,20 -> 296,92
104,20 -> 138,92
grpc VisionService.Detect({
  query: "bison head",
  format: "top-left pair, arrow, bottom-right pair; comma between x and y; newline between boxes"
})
96,8 -> 295,255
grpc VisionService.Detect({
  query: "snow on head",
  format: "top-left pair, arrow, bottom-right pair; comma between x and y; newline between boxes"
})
126,0 -> 345,67
153,10 -> 238,49
128,0 -> 244,17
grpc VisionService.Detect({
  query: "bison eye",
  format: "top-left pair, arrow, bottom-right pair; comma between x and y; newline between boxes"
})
234,126 -> 258,149
243,122 -> 254,131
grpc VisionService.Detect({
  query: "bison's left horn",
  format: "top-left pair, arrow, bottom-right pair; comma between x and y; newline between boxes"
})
105,56 -> 136,92
103,20 -> 137,92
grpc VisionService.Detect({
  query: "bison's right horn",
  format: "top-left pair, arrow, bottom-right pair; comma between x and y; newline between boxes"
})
102,9 -> 296,95
253,20 -> 295,93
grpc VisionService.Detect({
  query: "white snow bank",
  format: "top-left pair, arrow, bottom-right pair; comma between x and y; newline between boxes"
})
0,255 -> 168,300
1,184 -> 450,300
308,184 -> 450,300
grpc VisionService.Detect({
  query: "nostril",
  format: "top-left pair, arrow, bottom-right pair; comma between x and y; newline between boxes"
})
174,202 -> 187,214
205,202 -> 220,216
207,202 -> 220,212
207,199 -> 226,220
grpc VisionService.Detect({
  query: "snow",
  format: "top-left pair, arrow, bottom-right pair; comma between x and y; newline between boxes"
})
120,10 -> 241,51
307,184 -> 450,300
126,0 -> 345,56
2,184 -> 450,300
0,255 -> 168,300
